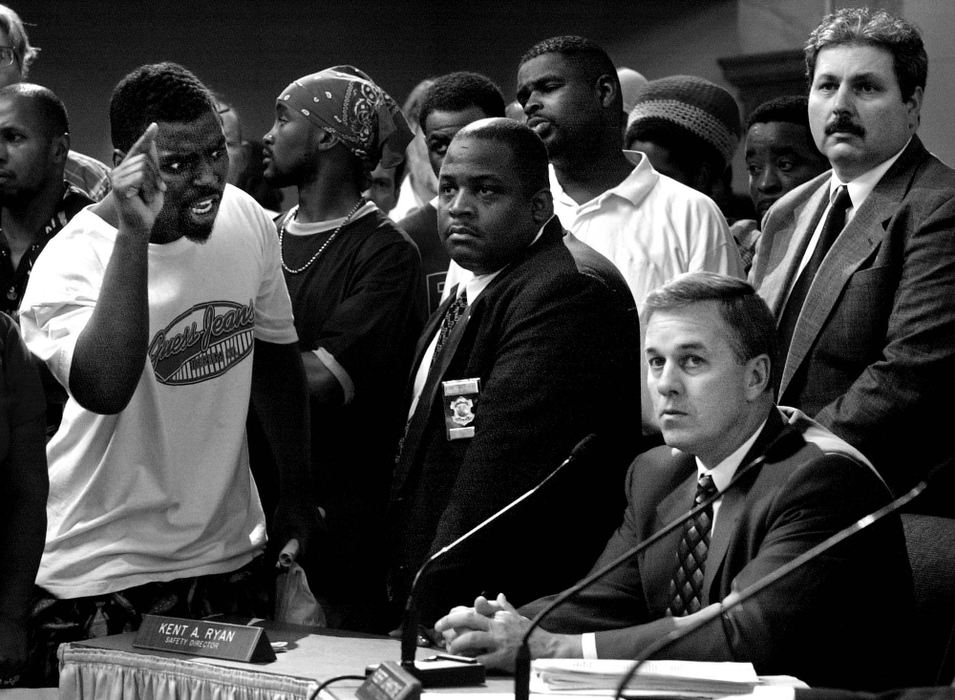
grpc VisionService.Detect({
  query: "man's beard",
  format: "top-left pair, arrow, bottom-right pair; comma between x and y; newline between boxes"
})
180,215 -> 215,244
0,186 -> 36,210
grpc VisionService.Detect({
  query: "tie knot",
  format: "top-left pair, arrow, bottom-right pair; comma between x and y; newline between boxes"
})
695,473 -> 718,504
831,184 -> 852,211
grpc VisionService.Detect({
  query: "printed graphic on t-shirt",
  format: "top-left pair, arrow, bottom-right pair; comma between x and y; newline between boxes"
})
148,300 -> 255,385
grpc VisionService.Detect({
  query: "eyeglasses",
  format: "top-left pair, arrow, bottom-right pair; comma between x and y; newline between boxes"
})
0,48 -> 16,68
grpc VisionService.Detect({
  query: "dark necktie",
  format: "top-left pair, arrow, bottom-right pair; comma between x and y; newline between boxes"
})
394,289 -> 470,466
777,185 -> 852,360
667,473 -> 719,616
431,289 -> 468,367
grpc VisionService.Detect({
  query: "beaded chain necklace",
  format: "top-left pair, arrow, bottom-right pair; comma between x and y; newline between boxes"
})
279,198 -> 366,274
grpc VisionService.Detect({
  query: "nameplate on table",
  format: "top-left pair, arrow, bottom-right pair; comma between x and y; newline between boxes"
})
133,614 -> 276,662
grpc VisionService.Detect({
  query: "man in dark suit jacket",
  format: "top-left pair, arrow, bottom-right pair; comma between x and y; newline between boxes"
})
387,118 -> 642,628
749,7 -> 955,501
436,272 -> 914,691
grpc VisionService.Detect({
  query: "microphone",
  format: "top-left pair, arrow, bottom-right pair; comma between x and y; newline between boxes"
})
611,463 -> 938,700
513,428 -> 804,700
399,433 -> 599,687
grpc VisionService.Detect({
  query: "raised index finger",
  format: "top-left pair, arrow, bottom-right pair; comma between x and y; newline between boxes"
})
123,122 -> 159,162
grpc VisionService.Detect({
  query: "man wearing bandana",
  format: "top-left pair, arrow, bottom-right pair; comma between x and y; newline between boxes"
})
262,66 -> 427,632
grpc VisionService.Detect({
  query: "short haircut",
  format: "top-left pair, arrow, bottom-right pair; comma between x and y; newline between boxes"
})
805,7 -> 927,102
746,95 -> 810,131
0,4 -> 39,77
110,62 -> 217,153
645,272 -> 777,382
0,82 -> 68,137
455,118 -> 548,198
519,35 -> 622,115
402,77 -> 436,128
418,71 -> 506,131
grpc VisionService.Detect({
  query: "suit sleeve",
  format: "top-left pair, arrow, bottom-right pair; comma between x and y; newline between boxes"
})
814,196 -> 955,493
518,460 -> 654,633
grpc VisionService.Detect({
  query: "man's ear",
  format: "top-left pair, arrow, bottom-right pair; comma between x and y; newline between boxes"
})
594,73 -> 619,110
314,127 -> 340,152
112,149 -> 126,168
905,85 -> 923,132
693,161 -> 716,195
745,353 -> 771,401
530,187 -> 554,224
51,132 -> 71,163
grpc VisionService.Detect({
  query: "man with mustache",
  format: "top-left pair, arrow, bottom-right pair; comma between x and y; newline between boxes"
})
18,63 -> 316,685
387,118 -> 641,629
750,7 -> 955,506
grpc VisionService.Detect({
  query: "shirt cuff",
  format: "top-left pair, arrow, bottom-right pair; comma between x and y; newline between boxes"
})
313,347 -> 355,405
581,633 -> 598,659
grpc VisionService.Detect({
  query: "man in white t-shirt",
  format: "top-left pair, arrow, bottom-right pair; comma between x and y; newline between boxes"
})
18,62 -> 316,685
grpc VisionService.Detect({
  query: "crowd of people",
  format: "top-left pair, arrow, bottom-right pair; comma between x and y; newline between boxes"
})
0,2 -> 952,692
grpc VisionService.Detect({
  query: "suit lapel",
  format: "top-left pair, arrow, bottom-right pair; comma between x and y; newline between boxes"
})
392,288 -> 471,492
756,173 -> 830,316
778,138 -> 927,395
701,412 -> 785,603
703,486 -> 744,601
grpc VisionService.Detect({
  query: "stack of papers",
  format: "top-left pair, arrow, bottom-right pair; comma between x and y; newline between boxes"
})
531,658 -> 760,698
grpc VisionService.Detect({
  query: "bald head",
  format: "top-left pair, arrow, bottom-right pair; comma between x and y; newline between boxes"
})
0,82 -> 69,139
452,117 -> 550,197
438,117 -> 553,274
0,82 -> 70,207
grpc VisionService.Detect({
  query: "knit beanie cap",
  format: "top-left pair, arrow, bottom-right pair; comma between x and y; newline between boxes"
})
626,75 -> 741,164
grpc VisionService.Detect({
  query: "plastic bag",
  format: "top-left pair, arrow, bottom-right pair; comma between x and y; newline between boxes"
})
274,540 -> 326,628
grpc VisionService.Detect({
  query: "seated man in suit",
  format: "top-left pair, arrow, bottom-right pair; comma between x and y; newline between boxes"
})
436,272 -> 914,691
388,118 -> 642,629
749,7 -> 955,503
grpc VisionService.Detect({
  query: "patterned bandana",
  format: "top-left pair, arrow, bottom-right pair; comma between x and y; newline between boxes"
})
278,65 -> 412,171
